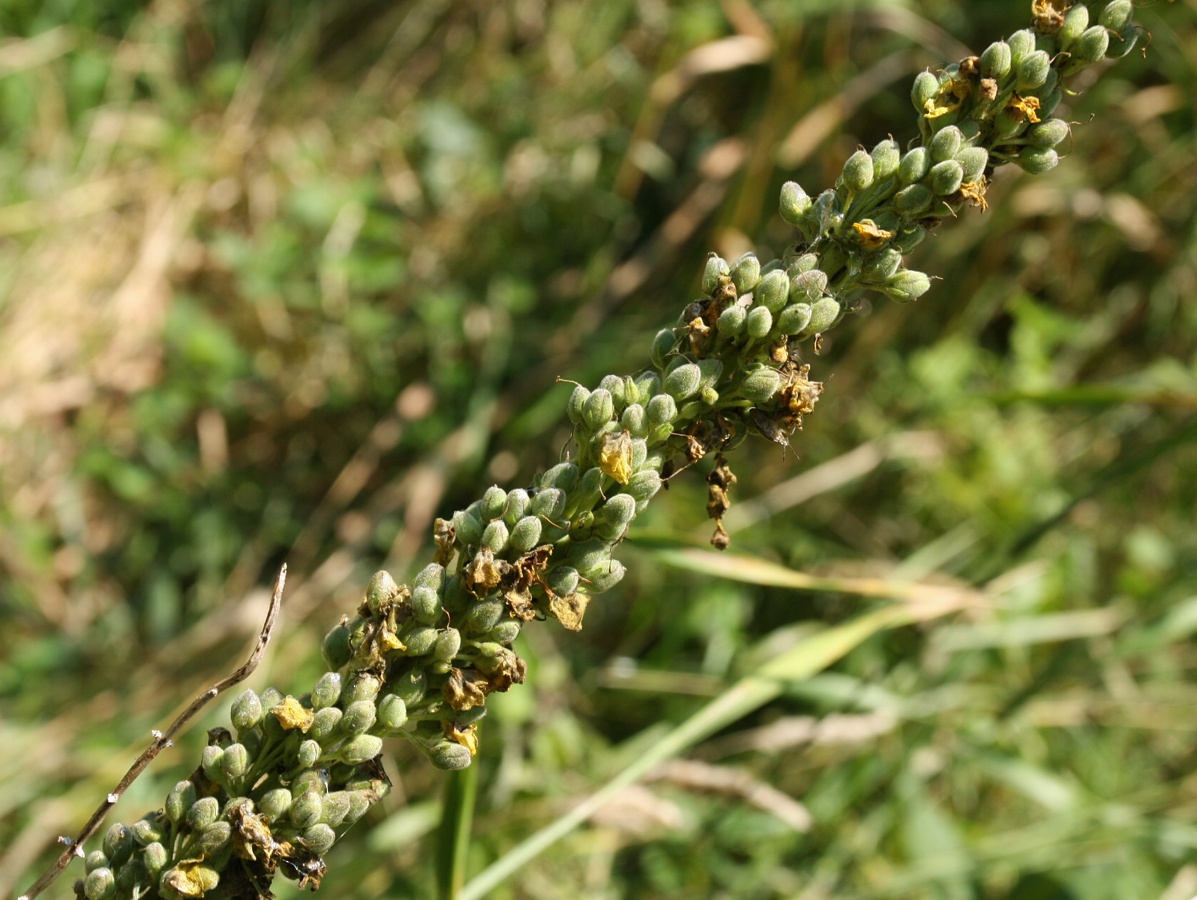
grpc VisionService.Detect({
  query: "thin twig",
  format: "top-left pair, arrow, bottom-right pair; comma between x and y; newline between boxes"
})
18,564 -> 287,900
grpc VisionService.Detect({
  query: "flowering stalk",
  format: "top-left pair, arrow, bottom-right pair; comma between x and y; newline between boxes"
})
59,3 -> 1139,898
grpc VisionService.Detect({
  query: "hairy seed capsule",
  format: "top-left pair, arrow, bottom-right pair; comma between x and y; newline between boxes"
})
199,821 -> 232,857
928,125 -> 963,163
1016,146 -> 1059,174
298,738 -> 322,769
894,183 -> 934,216
340,699 -> 378,735
981,40 -> 1012,78
431,740 -> 474,771
840,149 -> 874,192
716,304 -> 746,338
481,519 -> 510,554
462,598 -> 505,634
862,248 -> 904,283
221,743 -> 249,780
587,560 -> 627,594
378,693 -> 408,731
509,515 -> 543,552
433,627 -> 462,662
632,370 -> 661,404
231,689 -> 264,733
895,225 -> 927,253
142,842 -> 168,875
645,393 -> 677,428
84,867 -> 115,900
702,254 -> 730,294
1059,3 -> 1089,48
663,363 -> 702,401
85,851 -> 108,873
165,782 -> 195,825
1099,0 -> 1133,32
911,70 -> 939,112
746,306 -> 773,339
260,788 -> 293,821
790,268 -> 827,302
391,667 -> 427,705
130,816 -> 165,846
956,146 -> 989,181
740,366 -> 783,404
778,181 -> 812,226
599,374 -> 626,407
187,796 -> 220,832
729,252 -> 761,294
1016,49 -> 1051,91
540,461 -> 580,494
412,585 -> 442,624
626,469 -> 662,504
1026,118 -> 1069,149
452,507 -> 484,548
928,159 -> 964,196
650,327 -> 678,369
566,384 -> 590,425
302,823 -> 337,855
884,269 -> 932,302
103,823 -> 132,861
898,146 -> 931,185
404,625 -> 439,656
777,303 -> 813,336
309,706 -> 342,740
1072,24 -> 1110,64
200,745 -> 224,782
481,485 -> 507,521
346,673 -> 382,705
339,734 -> 384,765
1007,29 -> 1036,68
621,403 -> 648,438
290,791 -> 324,829
365,570 -> 400,616
311,672 -> 342,710
582,388 -> 615,432
871,138 -> 901,179
805,297 -> 842,335
545,565 -> 581,597
530,487 -> 566,521
756,269 -> 790,313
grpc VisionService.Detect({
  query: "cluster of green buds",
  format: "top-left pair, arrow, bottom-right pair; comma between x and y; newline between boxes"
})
77,3 -> 1137,897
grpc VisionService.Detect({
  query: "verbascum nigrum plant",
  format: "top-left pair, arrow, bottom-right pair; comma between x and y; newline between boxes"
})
59,3 -> 1140,898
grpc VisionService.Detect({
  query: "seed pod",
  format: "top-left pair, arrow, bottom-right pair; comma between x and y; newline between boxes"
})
530,487 -> 567,521
166,781 -> 197,825
452,507 -> 484,548
596,493 -> 637,536
412,585 -> 443,624
716,304 -> 746,338
301,823 -> 337,855
477,486 -> 505,522
130,815 -> 165,846
290,790 -> 324,829
293,767 -> 329,795
1016,146 -> 1059,174
1007,29 -> 1036,68
433,627 -> 462,662
695,358 -> 723,392
103,823 -> 132,861
1071,24 -> 1110,64
84,867 -> 115,900
981,39 -> 1012,78
311,672 -> 342,710
344,790 -> 375,824
231,689 -> 264,733
1026,118 -> 1068,149
632,370 -> 661,405
898,146 -> 931,185
871,138 -> 901,179
729,253 -> 761,294
582,388 -> 615,432
777,303 -> 813,336
894,183 -> 934,216
540,461 -> 580,494
621,403 -> 648,438
431,740 -> 474,771
650,328 -> 678,369
199,821 -> 232,857
790,269 -> 827,302
566,384 -> 590,426
738,366 -> 783,404
928,125 -> 963,163
810,189 -> 840,236
366,570 -> 401,616
1099,0 -> 1133,32
1015,49 -> 1051,90
462,598 -> 505,634
840,149 -> 874,192
298,738 -> 322,769
310,706 -> 342,740
884,269 -> 932,302
598,374 -> 627,408
186,796 -> 220,832
861,248 -> 904,284
142,842 -> 168,875
778,181 -> 812,226
497,489 -> 529,526
911,70 -> 939,112
894,225 -> 927,254
928,159 -> 964,196
586,560 -> 627,594
702,254 -> 730,294
509,515 -> 543,553
340,734 -> 384,765
403,624 -> 438,656
956,146 -> 989,181
346,673 -> 382,706
645,393 -> 677,429
260,788 -> 293,821
200,745 -> 224,782
221,742 -> 249,780
805,297 -> 842,335
319,790 -> 348,823
85,850 -> 109,873
788,253 -> 818,274
746,306 -> 773,339
564,466 -> 606,518
566,538 -> 612,577
392,666 -> 428,705
482,622 -> 520,646
481,519 -> 510,554
1058,3 -> 1089,48
626,469 -> 662,505
752,269 -> 788,314
545,565 -> 581,597
663,363 -> 702,402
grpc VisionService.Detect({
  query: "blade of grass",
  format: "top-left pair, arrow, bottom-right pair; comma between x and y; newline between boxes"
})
436,764 -> 477,900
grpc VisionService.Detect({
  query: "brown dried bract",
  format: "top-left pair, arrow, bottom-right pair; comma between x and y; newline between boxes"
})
1032,0 -> 1069,33
548,590 -> 590,631
432,517 -> 456,566
599,429 -> 634,484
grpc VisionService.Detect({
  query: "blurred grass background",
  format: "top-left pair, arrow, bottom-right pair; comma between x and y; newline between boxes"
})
2,1 -> 1196,897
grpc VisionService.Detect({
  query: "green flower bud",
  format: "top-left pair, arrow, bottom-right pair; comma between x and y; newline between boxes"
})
861,248 -> 904,283
810,189 -> 840,236
894,225 -> 927,253
702,254 -> 730,294
290,790 -> 324,830
339,733 -> 384,765
626,469 -> 662,505
755,269 -> 790,314
391,666 -> 427,705
430,740 -> 473,771
566,384 -> 590,425
198,821 -> 232,857
696,359 -> 723,391
663,363 -> 702,402
564,466 -> 605,518
1059,3 -> 1089,48
739,366 -> 783,404
645,393 -> 677,428
1016,146 -> 1059,174
230,689 -> 264,734
365,570 -> 400,616
911,70 -> 939,112
130,815 -> 165,846
884,269 -> 932,302
462,598 -> 505,635
452,507 -> 484,547
340,699 -> 378,735
499,489 -> 529,525
344,790 -> 376,824
293,767 -> 329,795
779,181 -> 812,227
301,823 -> 337,855
840,149 -> 874,192
540,461 -> 580,494
321,622 -> 351,673
716,304 -> 746,338
956,146 -> 989,181
632,370 -> 662,405
595,494 -> 637,541
598,374 -> 628,408
530,486 -> 567,521
166,781 -> 196,825
479,485 -> 506,521
790,268 -> 827,302
777,303 -> 813,336
729,253 -> 761,294
377,693 -> 408,731
486,621 -> 522,644
433,627 -> 462,662
898,146 -> 931,185
545,565 -> 581,597
221,742 -> 249,780
788,252 -> 818,274
1007,29 -> 1037,68
894,183 -> 934,216
582,388 -> 615,432
1099,0 -> 1133,33
142,842 -> 168,875
1016,49 -> 1051,90
586,560 -> 627,594
699,386 -> 719,407
297,738 -> 322,769
1039,86 -> 1063,118
311,672 -> 342,711
411,585 -> 443,624
85,850 -> 109,873
84,867 -> 116,900
1025,118 -> 1068,149
746,306 -> 773,339
928,125 -> 963,163
650,327 -> 678,369
805,297 -> 841,335
260,788 -> 292,821
481,519 -> 510,554
1071,24 -> 1110,64
508,515 -> 544,553
928,159 -> 964,196
871,138 -> 901,180
201,745 -> 224,782
403,624 -> 438,656
186,796 -> 220,832
621,403 -> 648,438
413,562 -> 445,593
102,823 -> 132,861
980,40 -> 1011,79
316,793 -> 348,827
310,706 -> 342,740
